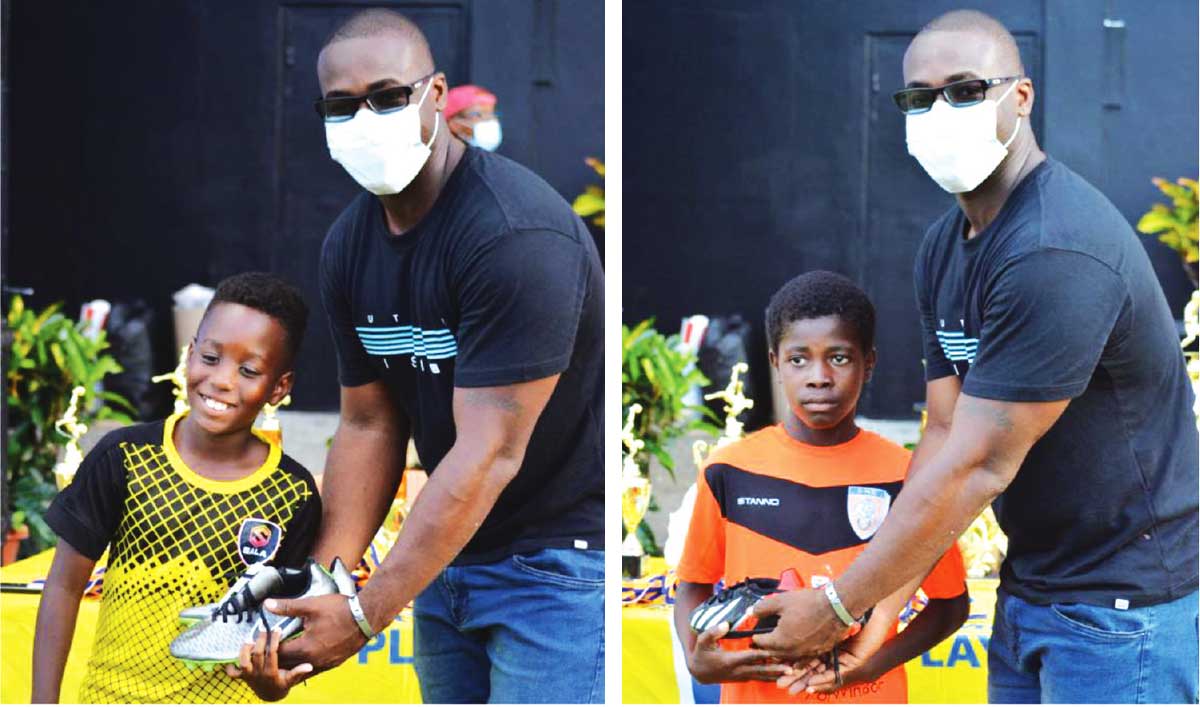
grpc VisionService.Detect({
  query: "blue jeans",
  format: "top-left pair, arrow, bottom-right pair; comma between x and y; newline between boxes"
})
412,548 -> 604,703
988,588 -> 1198,703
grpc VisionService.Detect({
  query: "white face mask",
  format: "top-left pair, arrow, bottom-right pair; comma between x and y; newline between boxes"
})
325,79 -> 439,195
468,119 -> 502,152
905,80 -> 1021,194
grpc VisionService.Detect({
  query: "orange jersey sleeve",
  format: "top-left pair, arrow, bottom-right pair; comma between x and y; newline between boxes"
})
675,465 -> 726,585
920,540 -> 968,599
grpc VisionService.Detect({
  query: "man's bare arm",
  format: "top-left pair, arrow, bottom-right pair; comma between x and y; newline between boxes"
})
310,381 -> 410,567
353,375 -> 560,630
836,393 -> 1068,618
752,392 -> 1067,658
908,376 -> 962,474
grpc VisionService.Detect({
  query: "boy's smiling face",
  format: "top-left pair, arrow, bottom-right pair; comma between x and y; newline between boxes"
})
186,302 -> 293,436
769,315 -> 875,442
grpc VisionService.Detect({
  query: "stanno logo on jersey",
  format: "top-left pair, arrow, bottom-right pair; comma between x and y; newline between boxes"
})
237,518 -> 282,565
846,486 -> 891,540
737,496 -> 781,507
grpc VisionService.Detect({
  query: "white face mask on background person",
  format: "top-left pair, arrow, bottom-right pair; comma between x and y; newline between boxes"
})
905,80 -> 1021,194
325,79 -> 439,195
468,119 -> 502,152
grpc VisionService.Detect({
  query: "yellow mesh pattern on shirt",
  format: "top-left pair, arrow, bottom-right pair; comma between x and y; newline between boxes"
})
77,430 -> 312,704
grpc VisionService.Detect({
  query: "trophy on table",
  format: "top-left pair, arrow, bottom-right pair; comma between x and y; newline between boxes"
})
692,362 -> 755,467
622,404 -> 652,579
53,386 -> 89,490
151,346 -> 190,414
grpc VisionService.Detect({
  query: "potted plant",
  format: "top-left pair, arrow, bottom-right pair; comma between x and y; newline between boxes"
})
4,295 -> 134,561
1136,176 -> 1198,286
2,511 -> 30,566
621,318 -> 719,554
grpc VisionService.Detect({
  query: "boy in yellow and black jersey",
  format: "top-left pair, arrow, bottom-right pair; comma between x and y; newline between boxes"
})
32,273 -> 321,703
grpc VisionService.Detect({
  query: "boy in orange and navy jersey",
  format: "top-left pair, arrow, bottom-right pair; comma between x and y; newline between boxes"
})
673,271 -> 969,704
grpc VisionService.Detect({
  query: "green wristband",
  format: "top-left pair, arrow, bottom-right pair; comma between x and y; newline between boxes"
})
823,582 -> 858,627
347,594 -> 376,639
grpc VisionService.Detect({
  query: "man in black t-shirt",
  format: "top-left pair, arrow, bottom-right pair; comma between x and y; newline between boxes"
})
270,9 -> 604,704
753,10 -> 1197,704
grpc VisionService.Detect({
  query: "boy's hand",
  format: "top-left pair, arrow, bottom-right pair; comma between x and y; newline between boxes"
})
685,621 -> 792,685
224,625 -> 313,702
777,633 -> 884,696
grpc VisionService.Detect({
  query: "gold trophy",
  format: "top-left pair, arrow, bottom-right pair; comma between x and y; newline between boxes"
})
53,386 -> 89,490
692,362 -> 754,467
151,345 -> 190,414
257,395 -> 292,447
622,404 -> 652,578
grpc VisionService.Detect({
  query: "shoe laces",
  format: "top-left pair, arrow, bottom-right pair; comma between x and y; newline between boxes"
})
211,586 -> 268,625
711,577 -> 775,605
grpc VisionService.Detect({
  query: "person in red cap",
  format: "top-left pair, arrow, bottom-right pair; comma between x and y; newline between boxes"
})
446,84 -> 502,151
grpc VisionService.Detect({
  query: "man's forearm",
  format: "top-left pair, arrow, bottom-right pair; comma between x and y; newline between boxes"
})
353,441 -> 521,629
311,422 -> 405,567
835,435 -> 1006,618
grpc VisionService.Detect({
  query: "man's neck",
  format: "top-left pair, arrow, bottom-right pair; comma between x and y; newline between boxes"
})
957,140 -> 1046,239
377,128 -> 467,236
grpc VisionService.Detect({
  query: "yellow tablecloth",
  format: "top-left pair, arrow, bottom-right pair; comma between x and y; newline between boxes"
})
1,550 -> 422,704
622,577 -> 997,704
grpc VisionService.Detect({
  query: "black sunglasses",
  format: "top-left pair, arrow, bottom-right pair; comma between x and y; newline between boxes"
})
314,72 -> 437,122
892,76 -> 1022,115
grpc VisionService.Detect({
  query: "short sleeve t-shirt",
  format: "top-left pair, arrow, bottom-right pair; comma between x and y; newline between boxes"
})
914,158 -> 1198,608
45,412 -> 320,703
319,147 -> 604,563
677,426 -> 967,704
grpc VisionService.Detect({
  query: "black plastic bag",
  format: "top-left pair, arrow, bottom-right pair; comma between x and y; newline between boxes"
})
696,315 -> 758,424
105,300 -> 164,420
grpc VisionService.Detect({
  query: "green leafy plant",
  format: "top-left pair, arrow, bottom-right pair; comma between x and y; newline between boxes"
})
622,318 -> 719,477
572,158 -> 605,229
1137,177 -> 1198,284
4,295 -> 134,554
622,319 -> 720,555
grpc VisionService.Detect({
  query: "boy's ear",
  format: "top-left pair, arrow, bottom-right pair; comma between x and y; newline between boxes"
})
768,349 -> 778,369
865,348 -> 878,381
269,370 -> 295,406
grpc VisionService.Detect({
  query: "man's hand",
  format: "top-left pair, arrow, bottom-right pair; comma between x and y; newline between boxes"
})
792,630 -> 884,695
750,589 -> 845,660
225,626 -> 313,701
685,621 -> 791,684
269,594 -> 370,674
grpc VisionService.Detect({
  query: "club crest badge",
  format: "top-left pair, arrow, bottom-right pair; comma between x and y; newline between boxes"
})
237,518 -> 282,566
846,486 -> 891,540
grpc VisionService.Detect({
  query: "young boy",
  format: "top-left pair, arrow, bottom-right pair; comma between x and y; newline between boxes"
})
32,272 -> 321,703
674,270 -> 969,704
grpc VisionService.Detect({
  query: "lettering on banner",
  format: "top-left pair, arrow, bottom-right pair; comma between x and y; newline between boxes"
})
357,625 -> 414,664
920,634 -> 988,668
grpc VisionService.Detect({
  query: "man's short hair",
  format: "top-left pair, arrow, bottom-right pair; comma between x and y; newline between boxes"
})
205,272 -> 308,364
322,8 -> 431,62
765,271 -> 876,353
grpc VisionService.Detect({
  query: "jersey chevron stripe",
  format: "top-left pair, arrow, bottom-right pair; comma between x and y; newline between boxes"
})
703,463 -> 903,555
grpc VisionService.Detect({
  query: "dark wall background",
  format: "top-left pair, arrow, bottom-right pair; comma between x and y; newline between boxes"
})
4,0 -> 604,412
624,0 -> 1198,422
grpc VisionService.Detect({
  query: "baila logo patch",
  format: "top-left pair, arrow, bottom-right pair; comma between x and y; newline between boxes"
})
846,486 -> 891,540
237,518 -> 282,565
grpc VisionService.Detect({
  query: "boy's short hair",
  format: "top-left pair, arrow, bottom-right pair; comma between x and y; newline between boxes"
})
765,270 -> 876,353
204,272 -> 308,364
